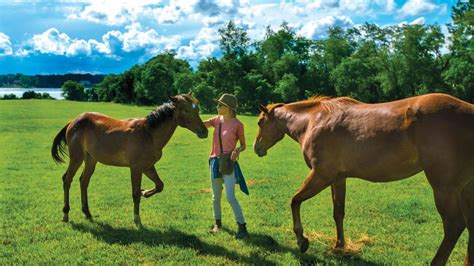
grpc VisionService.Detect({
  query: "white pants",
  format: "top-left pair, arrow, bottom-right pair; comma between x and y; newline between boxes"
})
210,167 -> 245,224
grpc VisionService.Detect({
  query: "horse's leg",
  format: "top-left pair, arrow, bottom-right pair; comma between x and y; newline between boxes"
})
80,154 -> 97,220
141,166 -> 164,198
62,151 -> 84,222
130,167 -> 143,227
430,187 -> 466,266
331,178 -> 346,249
291,169 -> 332,253
460,179 -> 474,266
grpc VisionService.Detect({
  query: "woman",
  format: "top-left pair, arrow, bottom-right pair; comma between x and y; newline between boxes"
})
204,93 -> 249,239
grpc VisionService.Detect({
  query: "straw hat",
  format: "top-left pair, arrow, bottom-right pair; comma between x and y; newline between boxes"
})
214,93 -> 238,113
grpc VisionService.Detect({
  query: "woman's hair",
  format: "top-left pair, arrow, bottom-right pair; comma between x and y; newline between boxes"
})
229,109 -> 236,118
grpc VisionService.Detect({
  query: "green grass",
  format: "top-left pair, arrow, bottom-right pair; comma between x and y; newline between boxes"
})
0,99 -> 468,264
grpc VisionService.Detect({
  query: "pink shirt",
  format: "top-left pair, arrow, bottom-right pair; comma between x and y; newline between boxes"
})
208,116 -> 244,158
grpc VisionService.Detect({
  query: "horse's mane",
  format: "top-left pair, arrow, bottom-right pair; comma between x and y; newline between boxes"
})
146,102 -> 175,128
283,96 -> 361,113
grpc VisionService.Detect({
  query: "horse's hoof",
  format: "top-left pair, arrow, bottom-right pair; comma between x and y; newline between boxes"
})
334,241 -> 345,249
298,237 -> 309,253
62,215 -> 69,222
135,222 -> 143,229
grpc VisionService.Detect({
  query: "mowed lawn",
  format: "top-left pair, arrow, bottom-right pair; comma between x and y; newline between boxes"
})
0,100 -> 468,264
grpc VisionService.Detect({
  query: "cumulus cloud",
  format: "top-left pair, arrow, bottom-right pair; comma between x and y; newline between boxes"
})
298,16 -> 354,40
120,23 -> 181,53
0,33 -> 13,56
280,0 -> 395,15
399,0 -> 438,17
410,17 -> 426,25
177,27 -> 219,61
150,0 -> 243,25
20,26 -> 181,59
69,0 -> 244,27
68,1 -> 157,26
31,28 -> 71,55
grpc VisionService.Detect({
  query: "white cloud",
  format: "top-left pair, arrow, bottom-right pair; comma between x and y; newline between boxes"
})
69,0 -> 244,27
150,0 -> 244,25
177,27 -> 219,61
68,1 -> 158,26
31,28 -> 71,55
399,0 -> 438,17
410,17 -> 425,25
20,26 -> 181,59
298,16 -> 354,39
120,23 -> 181,53
0,33 -> 13,56
66,40 -> 92,56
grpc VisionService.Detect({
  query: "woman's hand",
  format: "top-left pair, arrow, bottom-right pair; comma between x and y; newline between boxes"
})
231,148 -> 240,161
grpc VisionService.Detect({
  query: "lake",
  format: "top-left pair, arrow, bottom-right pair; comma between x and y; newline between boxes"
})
0,88 -> 63,99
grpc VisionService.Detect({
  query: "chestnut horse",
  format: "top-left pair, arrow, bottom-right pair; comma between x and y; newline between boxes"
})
51,92 -> 208,227
254,93 -> 474,265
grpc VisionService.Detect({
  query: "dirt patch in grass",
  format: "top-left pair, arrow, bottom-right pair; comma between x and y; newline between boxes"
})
307,231 -> 374,256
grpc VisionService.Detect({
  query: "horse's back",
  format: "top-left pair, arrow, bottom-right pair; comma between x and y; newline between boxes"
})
65,112 -> 147,166
311,94 -> 474,183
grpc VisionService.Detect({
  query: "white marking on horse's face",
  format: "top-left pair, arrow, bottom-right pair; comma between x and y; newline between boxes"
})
192,103 -> 197,110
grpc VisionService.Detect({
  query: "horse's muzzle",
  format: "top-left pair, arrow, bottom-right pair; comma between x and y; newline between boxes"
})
254,144 -> 267,157
197,127 -> 208,139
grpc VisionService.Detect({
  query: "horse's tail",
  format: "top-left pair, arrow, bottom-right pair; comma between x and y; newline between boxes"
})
51,122 -> 70,164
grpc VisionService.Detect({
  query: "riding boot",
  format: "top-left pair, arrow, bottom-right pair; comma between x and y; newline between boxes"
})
235,223 -> 248,239
209,219 -> 222,233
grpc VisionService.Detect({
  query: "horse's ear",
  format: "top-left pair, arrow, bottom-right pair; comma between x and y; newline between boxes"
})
169,96 -> 178,103
187,91 -> 192,96
259,104 -> 269,114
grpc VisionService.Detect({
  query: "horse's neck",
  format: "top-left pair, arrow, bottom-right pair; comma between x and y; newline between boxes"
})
149,118 -> 178,151
275,108 -> 310,144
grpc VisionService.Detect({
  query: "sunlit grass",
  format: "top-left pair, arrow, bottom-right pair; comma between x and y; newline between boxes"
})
0,99 -> 468,264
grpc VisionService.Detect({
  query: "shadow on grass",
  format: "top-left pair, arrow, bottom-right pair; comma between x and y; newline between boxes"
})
70,221 -> 378,265
71,221 -> 276,265
220,227 -> 380,265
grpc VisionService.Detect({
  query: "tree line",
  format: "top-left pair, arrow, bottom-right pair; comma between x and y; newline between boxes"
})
0,73 -> 104,88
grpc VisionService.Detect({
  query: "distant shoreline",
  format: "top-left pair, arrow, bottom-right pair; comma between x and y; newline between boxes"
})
0,88 -> 64,100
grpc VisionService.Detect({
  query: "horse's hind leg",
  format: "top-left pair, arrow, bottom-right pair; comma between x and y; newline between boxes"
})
80,154 -> 97,220
130,167 -> 143,227
331,178 -> 346,249
62,151 -> 84,222
291,169 -> 332,253
430,187 -> 466,266
460,179 -> 474,265
142,166 -> 164,198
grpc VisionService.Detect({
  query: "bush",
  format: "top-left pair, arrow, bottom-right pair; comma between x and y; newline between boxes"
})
61,80 -> 86,101
2,93 -> 18,100
22,90 -> 41,99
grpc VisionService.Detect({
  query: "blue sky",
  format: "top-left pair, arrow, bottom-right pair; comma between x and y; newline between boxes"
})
0,0 -> 456,75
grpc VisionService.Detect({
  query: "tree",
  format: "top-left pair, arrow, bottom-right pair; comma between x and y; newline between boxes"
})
134,60 -> 174,105
275,73 -> 299,102
61,80 -> 86,101
218,20 -> 250,59
443,0 -> 474,102
331,57 -> 380,102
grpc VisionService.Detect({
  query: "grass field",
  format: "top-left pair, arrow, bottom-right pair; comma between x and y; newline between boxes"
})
0,99 -> 468,264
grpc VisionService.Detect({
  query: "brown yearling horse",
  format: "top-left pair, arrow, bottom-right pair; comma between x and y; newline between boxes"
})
51,92 -> 208,227
254,93 -> 474,265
